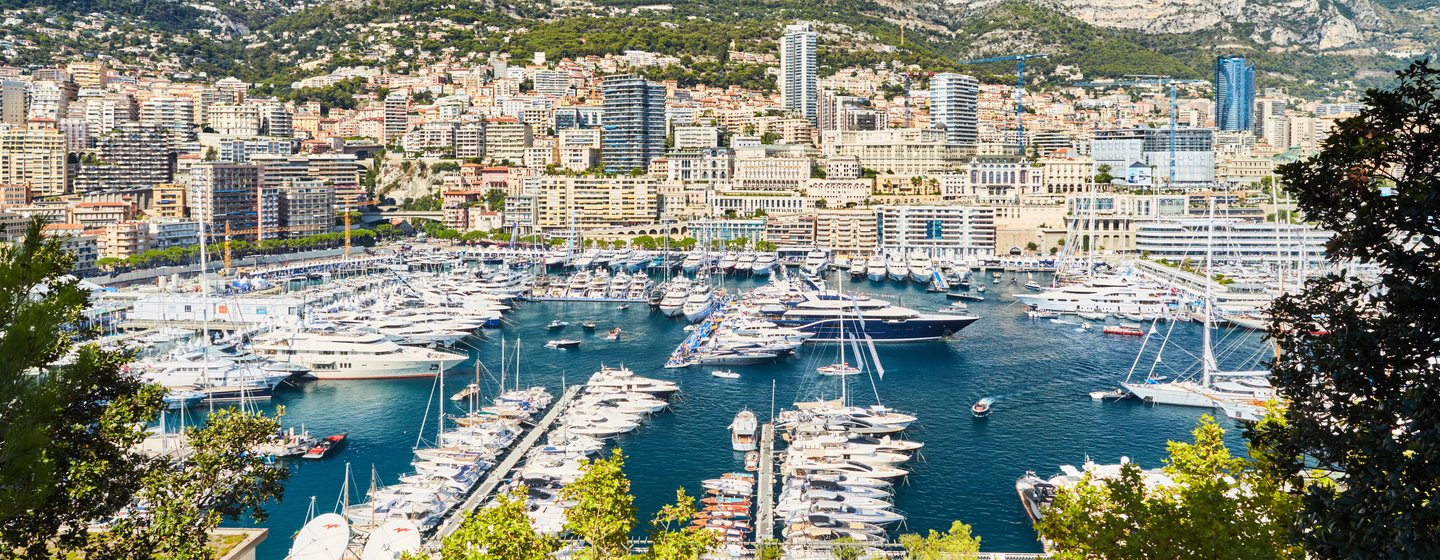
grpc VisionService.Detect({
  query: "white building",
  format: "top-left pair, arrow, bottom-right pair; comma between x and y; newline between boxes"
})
876,205 -> 995,256
929,73 -> 979,147
1135,219 -> 1331,267
780,23 -> 818,123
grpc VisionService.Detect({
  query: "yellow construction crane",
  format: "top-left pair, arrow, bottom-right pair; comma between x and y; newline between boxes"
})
220,221 -> 326,275
340,198 -> 384,259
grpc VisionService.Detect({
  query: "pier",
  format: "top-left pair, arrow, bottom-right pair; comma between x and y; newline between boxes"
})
429,384 -> 583,543
755,422 -> 777,542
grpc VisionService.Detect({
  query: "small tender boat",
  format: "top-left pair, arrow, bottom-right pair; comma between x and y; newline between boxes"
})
817,362 -> 861,376
972,398 -> 992,418
450,383 -> 480,402
745,451 -> 760,472
1024,281 -> 1044,291
949,292 -> 984,302
1102,325 -> 1144,336
607,327 -> 621,341
937,304 -> 969,314
617,304 -> 629,310
302,433 -> 347,459
546,339 -> 581,349
1077,312 -> 1108,321
547,319 -> 569,330
582,321 -> 597,330
977,285 -> 987,292
711,370 -> 741,379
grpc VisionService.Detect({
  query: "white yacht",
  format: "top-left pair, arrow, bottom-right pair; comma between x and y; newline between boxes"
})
885,254 -> 908,283
752,253 -> 777,277
1014,278 -> 1178,315
251,331 -> 466,379
864,254 -> 887,282
658,278 -> 692,317
730,409 -> 758,451
906,251 -> 934,283
681,284 -> 715,323
801,249 -> 829,276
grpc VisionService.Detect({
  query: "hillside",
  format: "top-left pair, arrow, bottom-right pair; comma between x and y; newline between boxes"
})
0,0 -> 1432,97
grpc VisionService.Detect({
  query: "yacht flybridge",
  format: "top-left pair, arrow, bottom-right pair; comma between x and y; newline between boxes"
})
251,331 -> 466,379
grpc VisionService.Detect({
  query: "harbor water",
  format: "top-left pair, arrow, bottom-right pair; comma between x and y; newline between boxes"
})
229,272 -> 1264,559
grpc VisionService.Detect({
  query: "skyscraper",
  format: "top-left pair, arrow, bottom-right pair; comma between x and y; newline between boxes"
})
780,23 -> 818,123
601,74 -> 666,174
384,92 -> 409,144
1215,56 -> 1255,132
929,73 -> 979,146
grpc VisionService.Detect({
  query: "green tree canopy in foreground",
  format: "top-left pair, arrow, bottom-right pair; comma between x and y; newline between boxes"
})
562,448 -> 636,560
899,521 -> 982,560
1260,59 -> 1440,555
440,486 -> 557,560
644,488 -> 717,560
0,217 -> 288,558
1035,415 -> 1301,560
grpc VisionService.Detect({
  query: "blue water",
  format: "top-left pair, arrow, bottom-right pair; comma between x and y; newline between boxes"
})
228,272 -> 1265,558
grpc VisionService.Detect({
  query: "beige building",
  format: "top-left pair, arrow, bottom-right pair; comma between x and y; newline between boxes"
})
820,129 -> 968,176
992,196 -> 1068,255
814,209 -> 879,254
1216,154 -> 1274,185
532,176 -> 657,230
0,126 -> 69,197
1039,156 -> 1094,195
483,119 -> 532,164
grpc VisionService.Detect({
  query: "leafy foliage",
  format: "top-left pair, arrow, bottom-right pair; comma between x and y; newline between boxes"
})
899,521 -> 982,560
440,486 -> 557,560
644,488 -> 717,560
1260,59 -> 1440,557
1035,416 -> 1301,560
561,448 -> 636,560
0,218 -> 165,556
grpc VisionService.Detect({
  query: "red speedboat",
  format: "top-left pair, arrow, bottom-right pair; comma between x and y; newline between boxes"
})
302,433 -> 348,459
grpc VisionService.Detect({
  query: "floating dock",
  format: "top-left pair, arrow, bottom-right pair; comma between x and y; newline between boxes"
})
428,384 -> 582,543
755,422 -> 777,541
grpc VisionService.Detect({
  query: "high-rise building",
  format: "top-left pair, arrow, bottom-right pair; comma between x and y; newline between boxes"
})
930,73 -> 979,147
0,81 -> 28,126
139,97 -> 196,144
383,92 -> 408,144
67,62 -> 107,88
277,178 -> 333,237
73,124 -> 173,193
26,81 -> 66,121
1214,56 -> 1255,132
188,163 -> 277,240
600,74 -> 666,173
780,23 -> 818,123
215,77 -> 248,104
0,126 -> 69,197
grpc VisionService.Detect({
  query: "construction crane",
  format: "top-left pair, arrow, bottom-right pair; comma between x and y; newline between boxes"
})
958,53 -> 1049,153
340,198 -> 384,259
220,221 -> 329,275
1073,75 -> 1208,185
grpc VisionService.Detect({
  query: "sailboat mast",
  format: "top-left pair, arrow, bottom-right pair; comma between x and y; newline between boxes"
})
1201,194 -> 1217,388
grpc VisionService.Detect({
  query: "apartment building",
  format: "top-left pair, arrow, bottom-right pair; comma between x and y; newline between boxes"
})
0,126 -> 68,197
876,205 -> 996,256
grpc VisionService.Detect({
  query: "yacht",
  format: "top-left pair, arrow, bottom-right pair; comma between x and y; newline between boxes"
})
907,251 -> 934,283
658,278 -> 692,317
770,290 -> 979,342
885,254 -> 908,283
717,253 -> 739,274
251,331 -> 466,379
1014,280 -> 1178,316
801,249 -> 829,276
734,252 -> 756,274
730,410 -> 758,451
1016,458 -> 1174,524
864,254 -> 887,282
752,253 -> 777,277
681,252 -> 705,274
682,284 -> 716,323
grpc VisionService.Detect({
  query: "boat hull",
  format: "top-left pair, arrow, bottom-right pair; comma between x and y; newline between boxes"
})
773,316 -> 979,342
1122,381 -> 1216,407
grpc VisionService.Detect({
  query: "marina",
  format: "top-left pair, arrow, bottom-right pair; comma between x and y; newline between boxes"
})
142,263 -> 1272,559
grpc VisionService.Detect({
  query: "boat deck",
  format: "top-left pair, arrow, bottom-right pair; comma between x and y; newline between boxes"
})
755,422 -> 777,541
427,384 -> 583,544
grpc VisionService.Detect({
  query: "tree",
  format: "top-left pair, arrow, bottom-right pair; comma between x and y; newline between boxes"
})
91,408 -> 290,559
830,536 -> 863,560
899,521 -> 982,560
1094,163 -> 1114,184
755,540 -> 782,560
1035,416 -> 1301,560
0,218 -> 287,558
440,487 -> 556,560
1258,59 -> 1440,556
1025,241 -> 1039,252
644,488 -> 716,560
562,449 -> 635,560
485,189 -> 506,211
0,218 -> 165,556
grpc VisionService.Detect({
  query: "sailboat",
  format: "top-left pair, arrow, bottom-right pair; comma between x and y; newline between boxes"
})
817,279 -> 861,376
1121,197 -> 1273,408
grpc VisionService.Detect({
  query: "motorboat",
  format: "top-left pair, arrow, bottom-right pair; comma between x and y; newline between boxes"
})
817,362 -> 860,376
1103,325 -> 1145,336
752,253 -> 777,277
302,433 -> 348,459
606,327 -> 621,341
801,249 -> 829,276
249,331 -> 466,380
773,289 -> 977,342
864,254 -> 887,282
936,304 -> 969,314
972,398 -> 992,418
711,369 -> 741,379
697,351 -> 778,366
582,321 -> 597,330
730,410 -> 758,451
545,339 -> 581,349
547,319 -> 569,330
